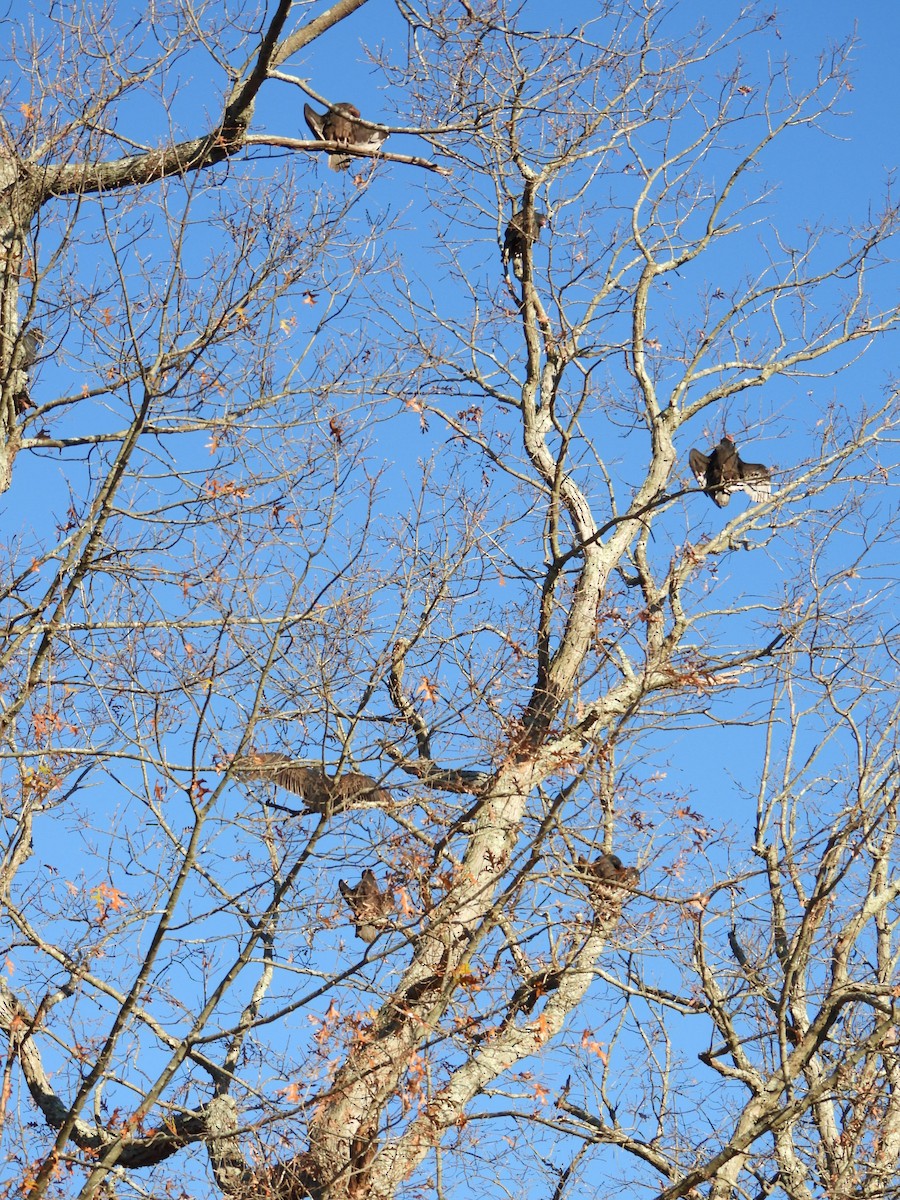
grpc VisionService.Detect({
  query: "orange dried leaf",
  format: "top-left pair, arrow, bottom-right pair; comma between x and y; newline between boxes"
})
454,960 -> 480,988
91,881 -> 127,912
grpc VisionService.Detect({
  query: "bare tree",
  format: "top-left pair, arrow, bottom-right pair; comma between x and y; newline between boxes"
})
0,3 -> 899,1200
0,0 -> 445,492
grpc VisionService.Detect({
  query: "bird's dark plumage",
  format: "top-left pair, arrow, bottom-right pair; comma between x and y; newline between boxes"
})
689,437 -> 771,507
502,208 -> 549,280
12,327 -> 44,413
303,102 -> 388,172
21,328 -> 44,370
231,751 -> 392,814
575,851 -> 639,923
339,869 -> 394,943
576,851 -> 640,890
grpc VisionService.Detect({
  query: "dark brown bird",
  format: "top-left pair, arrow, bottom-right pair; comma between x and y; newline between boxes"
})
575,851 -> 639,923
303,102 -> 388,172
338,869 -> 395,944
502,208 -> 549,280
508,968 -> 563,1017
21,328 -> 44,370
689,437 -> 771,507
12,327 -> 44,414
231,751 -> 392,815
576,851 -> 640,890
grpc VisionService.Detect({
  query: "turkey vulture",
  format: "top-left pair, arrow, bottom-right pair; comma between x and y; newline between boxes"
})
574,851 -> 639,922
12,327 -> 44,413
303,102 -> 388,172
21,328 -> 44,369
688,437 -> 771,507
575,851 -> 640,891
231,751 -> 392,815
501,208 -> 549,280
338,869 -> 394,944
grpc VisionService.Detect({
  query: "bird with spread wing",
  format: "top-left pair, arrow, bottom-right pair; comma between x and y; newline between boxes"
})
303,102 -> 388,172
688,436 -> 771,507
231,751 -> 393,815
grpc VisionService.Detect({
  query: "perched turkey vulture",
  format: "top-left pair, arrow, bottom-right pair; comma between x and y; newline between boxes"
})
231,751 -> 392,815
338,869 -> 395,944
501,208 -> 549,280
688,436 -> 771,507
574,851 -> 640,923
303,102 -> 388,172
21,328 -> 44,370
12,327 -> 44,413
575,851 -> 640,891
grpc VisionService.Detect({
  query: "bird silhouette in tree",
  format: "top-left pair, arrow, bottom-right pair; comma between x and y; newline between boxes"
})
231,751 -> 392,815
12,327 -> 44,413
689,436 -> 771,506
303,102 -> 388,171
338,870 -> 395,944
574,851 -> 640,924
501,208 -> 549,280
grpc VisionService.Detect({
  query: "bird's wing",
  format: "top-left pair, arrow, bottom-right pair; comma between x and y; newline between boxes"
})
501,226 -> 517,265
688,448 -> 710,487
304,104 -> 326,140
336,772 -> 392,805
270,764 -> 329,804
348,120 -> 388,153
737,460 -> 771,503
232,752 -> 347,808
359,868 -> 379,899
235,755 -> 391,809
231,751 -> 292,781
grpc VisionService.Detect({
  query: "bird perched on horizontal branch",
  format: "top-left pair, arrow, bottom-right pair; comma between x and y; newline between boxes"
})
688,436 -> 771,507
230,751 -> 393,815
338,869 -> 395,943
501,208 -> 549,280
303,102 -> 388,172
